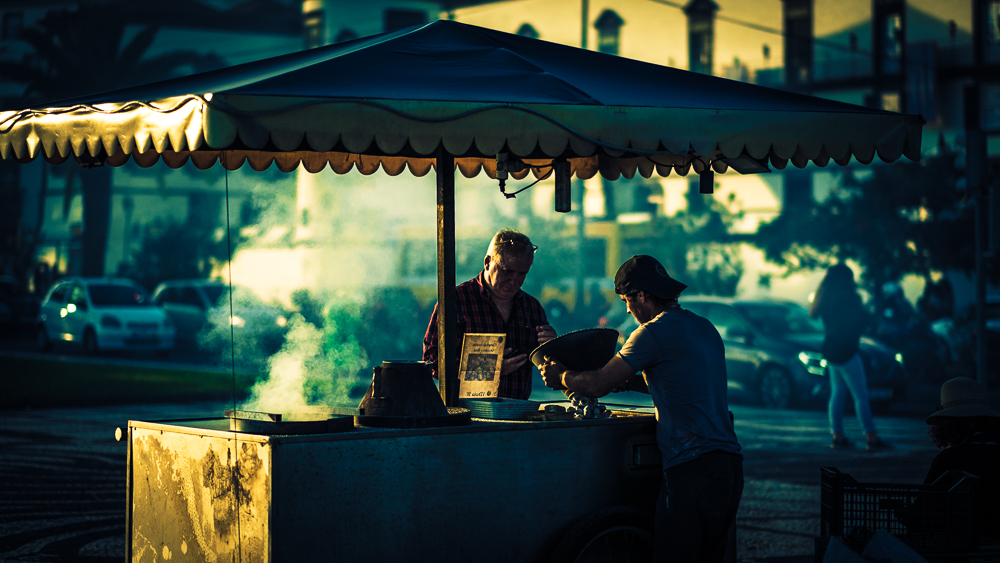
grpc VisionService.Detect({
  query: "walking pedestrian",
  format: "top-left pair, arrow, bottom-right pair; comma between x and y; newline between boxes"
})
810,264 -> 888,450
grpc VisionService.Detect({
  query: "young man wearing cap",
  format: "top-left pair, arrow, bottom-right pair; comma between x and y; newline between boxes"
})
540,254 -> 742,563
422,228 -> 557,400
924,377 -> 1000,538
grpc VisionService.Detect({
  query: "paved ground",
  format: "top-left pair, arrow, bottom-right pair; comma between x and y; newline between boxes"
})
0,377 -> 963,563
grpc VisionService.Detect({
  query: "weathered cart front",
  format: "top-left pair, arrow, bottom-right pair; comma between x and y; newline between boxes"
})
126,413 -> 661,562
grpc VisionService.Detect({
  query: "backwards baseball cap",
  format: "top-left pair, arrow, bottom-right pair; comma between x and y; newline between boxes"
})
614,255 -> 688,300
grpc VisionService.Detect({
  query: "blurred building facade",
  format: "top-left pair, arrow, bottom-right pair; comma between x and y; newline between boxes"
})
0,0 -> 482,292
1,0 -> 997,313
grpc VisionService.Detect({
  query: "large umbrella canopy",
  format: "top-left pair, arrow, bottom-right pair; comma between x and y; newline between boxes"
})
0,19 -> 925,407
0,19 -> 923,179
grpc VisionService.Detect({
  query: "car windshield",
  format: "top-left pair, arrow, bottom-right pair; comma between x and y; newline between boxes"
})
201,285 -> 263,308
202,285 -> 225,305
88,284 -> 152,307
734,303 -> 823,337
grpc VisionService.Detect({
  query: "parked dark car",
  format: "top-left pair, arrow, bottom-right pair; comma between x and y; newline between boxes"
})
151,280 -> 288,352
0,276 -> 41,333
681,297 -> 907,411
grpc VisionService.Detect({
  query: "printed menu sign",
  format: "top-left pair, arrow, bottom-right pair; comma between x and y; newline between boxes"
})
458,333 -> 505,399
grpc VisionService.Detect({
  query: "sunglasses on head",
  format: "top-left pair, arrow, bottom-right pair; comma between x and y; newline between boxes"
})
496,239 -> 538,253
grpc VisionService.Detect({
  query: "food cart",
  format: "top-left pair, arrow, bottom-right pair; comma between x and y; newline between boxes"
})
125,407 -> 662,562
1,19 -> 923,562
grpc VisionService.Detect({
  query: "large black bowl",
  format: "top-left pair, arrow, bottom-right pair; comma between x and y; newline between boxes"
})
529,328 -> 619,372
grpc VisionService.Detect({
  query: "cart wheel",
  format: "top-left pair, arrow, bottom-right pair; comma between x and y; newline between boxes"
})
549,506 -> 654,563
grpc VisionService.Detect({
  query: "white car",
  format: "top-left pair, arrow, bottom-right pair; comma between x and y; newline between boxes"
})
36,277 -> 175,354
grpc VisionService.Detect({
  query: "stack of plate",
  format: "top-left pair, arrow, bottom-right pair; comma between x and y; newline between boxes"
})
461,398 -> 541,420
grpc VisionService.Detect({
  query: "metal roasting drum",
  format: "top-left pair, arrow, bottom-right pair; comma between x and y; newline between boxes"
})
529,328 -> 620,372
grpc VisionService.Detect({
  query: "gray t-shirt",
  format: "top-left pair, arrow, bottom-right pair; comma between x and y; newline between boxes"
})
618,308 -> 741,469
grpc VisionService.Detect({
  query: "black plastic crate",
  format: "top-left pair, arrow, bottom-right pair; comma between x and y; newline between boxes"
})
820,467 -> 981,552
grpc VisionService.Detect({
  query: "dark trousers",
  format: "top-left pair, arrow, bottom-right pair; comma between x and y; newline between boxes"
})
653,450 -> 744,563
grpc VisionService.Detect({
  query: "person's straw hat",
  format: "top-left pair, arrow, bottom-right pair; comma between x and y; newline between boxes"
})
926,377 -> 1000,423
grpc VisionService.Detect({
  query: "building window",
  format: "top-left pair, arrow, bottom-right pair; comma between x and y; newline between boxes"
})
594,10 -> 624,56
984,0 -> 1000,62
303,10 -> 325,49
2,11 -> 23,41
881,91 -> 901,112
384,9 -> 426,33
684,0 -> 718,75
783,0 -> 812,85
689,22 -> 713,73
882,12 -> 903,74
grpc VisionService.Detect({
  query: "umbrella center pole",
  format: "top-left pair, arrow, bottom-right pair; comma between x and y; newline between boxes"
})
436,150 -> 459,407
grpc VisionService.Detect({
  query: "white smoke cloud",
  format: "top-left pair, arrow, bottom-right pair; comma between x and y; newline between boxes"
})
217,165 -> 517,416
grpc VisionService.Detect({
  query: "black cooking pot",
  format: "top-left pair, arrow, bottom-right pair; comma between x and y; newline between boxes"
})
529,328 -> 619,372
356,360 -> 472,428
357,360 -> 448,418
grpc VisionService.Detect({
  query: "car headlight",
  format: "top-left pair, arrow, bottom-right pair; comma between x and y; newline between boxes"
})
230,315 -> 245,328
895,352 -> 904,366
100,315 -> 123,329
276,316 -> 287,327
798,351 -> 828,376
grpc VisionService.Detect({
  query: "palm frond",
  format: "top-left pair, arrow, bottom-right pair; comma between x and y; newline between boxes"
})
117,25 -> 160,72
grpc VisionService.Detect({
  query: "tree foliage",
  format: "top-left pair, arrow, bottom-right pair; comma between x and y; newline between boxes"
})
1,2 -> 223,107
128,220 -> 236,291
753,148 -> 984,295
1,1 -> 224,276
620,193 -> 744,297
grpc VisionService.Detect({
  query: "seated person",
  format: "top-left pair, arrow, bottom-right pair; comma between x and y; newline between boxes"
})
924,377 -> 1000,540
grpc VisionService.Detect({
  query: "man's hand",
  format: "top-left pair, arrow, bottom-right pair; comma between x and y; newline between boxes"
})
539,355 -> 568,390
536,325 -> 557,344
500,348 -> 528,376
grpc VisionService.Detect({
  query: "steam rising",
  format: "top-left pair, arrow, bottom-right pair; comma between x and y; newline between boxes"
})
240,314 -> 368,413
201,165 -> 514,416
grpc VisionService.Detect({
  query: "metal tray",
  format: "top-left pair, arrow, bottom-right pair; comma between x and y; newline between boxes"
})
461,398 -> 541,420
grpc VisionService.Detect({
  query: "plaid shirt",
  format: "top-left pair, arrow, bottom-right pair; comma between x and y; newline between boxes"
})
422,271 -> 549,400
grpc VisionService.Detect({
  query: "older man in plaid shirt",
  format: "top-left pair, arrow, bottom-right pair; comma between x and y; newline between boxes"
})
422,229 -> 557,400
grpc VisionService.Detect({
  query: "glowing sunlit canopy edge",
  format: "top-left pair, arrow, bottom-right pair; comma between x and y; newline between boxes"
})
0,93 -> 923,180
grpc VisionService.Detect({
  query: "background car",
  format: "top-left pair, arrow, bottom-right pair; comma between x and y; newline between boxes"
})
36,277 -> 175,355
0,275 -> 40,333
151,280 -> 288,352
682,297 -> 907,411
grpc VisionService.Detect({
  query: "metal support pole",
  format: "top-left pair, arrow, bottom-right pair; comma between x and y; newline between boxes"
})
575,177 -> 586,318
581,0 -> 589,50
975,172 -> 988,385
966,85 -> 988,385
436,150 -> 459,407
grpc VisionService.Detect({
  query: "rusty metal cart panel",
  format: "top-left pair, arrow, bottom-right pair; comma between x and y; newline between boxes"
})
126,415 -> 661,563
